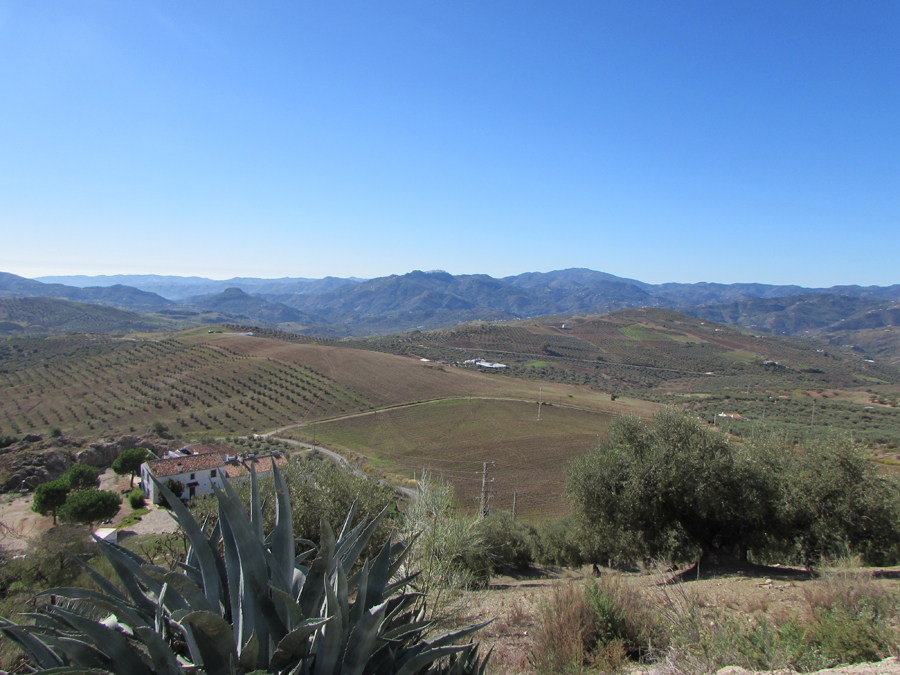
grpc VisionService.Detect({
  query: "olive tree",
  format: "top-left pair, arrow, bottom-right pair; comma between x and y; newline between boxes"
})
566,409 -> 900,567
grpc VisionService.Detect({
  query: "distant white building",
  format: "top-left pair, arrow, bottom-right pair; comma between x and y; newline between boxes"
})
475,359 -> 507,369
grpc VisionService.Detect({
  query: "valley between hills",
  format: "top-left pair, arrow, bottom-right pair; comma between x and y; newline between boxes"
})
3,269 -> 900,675
2,299 -> 898,516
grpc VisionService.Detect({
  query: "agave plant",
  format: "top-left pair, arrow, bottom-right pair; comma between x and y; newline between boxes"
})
0,464 -> 490,674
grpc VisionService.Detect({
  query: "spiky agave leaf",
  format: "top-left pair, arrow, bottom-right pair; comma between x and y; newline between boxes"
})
0,466 -> 490,675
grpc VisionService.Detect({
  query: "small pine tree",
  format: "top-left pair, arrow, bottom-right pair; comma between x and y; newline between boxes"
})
112,448 -> 148,488
59,490 -> 121,526
61,464 -> 100,491
32,480 -> 70,525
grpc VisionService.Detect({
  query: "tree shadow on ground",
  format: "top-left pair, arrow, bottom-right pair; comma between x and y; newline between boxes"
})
667,550 -> 818,583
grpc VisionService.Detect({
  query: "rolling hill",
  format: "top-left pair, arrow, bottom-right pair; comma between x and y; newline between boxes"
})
366,307 -> 898,390
0,272 -> 174,312
361,308 -> 900,447
2,310 -> 899,508
0,298 -> 180,336
186,288 -> 315,325
679,294 -> 890,335
0,329 -> 631,440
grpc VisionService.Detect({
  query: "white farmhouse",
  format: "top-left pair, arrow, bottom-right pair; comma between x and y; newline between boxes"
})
140,447 -> 231,504
140,443 -> 289,504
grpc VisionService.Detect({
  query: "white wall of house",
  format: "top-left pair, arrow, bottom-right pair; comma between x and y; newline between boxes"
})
141,464 -> 226,504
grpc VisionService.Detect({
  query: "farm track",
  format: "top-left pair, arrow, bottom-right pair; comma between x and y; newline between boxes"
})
266,394 -> 618,436
243,434 -> 418,499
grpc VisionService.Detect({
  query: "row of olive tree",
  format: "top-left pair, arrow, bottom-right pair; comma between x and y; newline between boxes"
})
566,409 -> 900,568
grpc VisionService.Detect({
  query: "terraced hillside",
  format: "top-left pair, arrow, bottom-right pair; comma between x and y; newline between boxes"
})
0,331 -> 635,440
373,308 -> 900,392
361,309 -> 900,448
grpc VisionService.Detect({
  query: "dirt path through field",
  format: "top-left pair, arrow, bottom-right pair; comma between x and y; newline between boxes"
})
265,394 -> 615,437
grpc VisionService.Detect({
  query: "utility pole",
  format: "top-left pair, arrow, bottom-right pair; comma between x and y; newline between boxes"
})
811,398 -> 816,426
537,387 -> 542,421
512,490 -> 518,521
477,461 -> 495,517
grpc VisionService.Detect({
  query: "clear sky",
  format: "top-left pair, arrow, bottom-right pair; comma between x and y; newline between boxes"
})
1,1 -> 897,287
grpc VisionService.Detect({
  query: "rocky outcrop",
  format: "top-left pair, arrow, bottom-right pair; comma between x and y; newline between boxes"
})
75,436 -> 141,467
74,435 -> 175,467
0,434 -> 179,492
1,448 -> 74,492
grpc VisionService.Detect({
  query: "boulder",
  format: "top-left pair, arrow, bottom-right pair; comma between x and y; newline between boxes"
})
75,435 -> 174,467
1,448 -> 74,492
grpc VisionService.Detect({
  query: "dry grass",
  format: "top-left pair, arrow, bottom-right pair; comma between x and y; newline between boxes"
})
445,562 -> 900,675
529,575 -> 658,674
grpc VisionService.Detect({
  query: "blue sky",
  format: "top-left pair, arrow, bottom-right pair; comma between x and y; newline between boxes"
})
1,1 -> 897,286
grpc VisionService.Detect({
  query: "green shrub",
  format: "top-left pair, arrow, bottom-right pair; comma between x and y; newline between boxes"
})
127,487 -> 145,509
163,477 -> 185,501
530,516 -> 584,567
476,510 -> 534,571
659,569 -> 900,673
797,570 -> 899,667
532,582 -> 594,674
234,456 -> 395,564
399,474 -> 492,608
567,409 -> 900,567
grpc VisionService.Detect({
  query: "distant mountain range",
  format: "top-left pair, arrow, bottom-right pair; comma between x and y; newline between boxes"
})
680,294 -> 900,335
0,272 -> 174,312
3,268 -> 899,338
34,273 -> 364,300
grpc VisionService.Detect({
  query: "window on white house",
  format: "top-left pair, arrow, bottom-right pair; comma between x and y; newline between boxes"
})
190,473 -> 195,479
211,469 -> 217,477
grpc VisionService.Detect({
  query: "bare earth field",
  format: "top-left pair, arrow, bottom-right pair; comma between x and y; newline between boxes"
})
279,398 -> 615,520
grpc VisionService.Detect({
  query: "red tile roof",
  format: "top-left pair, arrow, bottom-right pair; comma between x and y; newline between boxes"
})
225,454 -> 288,479
145,452 -> 227,478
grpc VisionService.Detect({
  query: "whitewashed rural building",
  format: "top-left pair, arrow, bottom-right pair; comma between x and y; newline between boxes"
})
140,444 -> 287,504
